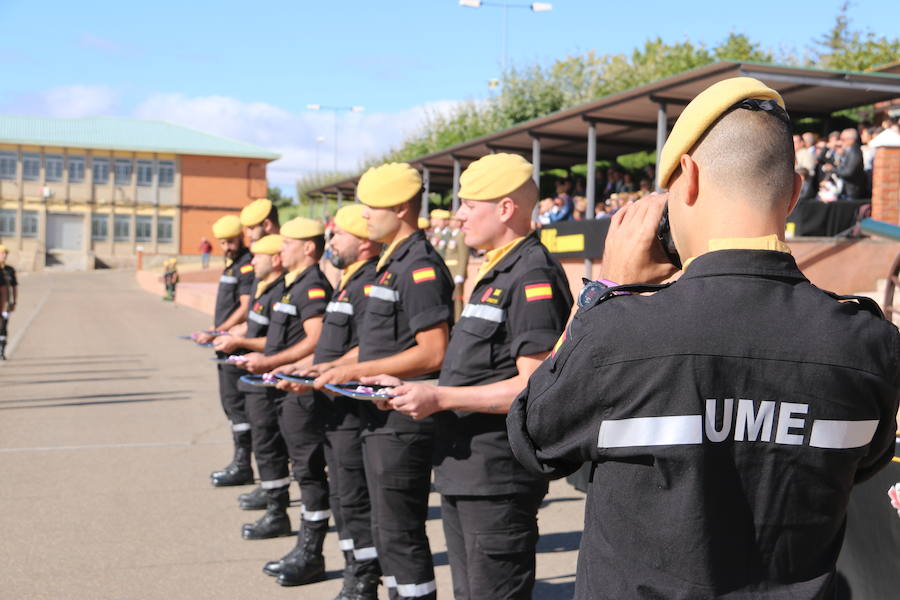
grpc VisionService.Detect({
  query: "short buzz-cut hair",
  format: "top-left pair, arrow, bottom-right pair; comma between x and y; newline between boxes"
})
690,106 -> 795,206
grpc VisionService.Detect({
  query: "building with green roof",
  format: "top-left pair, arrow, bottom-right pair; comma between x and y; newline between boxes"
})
0,116 -> 280,270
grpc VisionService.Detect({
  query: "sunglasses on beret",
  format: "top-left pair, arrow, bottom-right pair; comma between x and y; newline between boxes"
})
730,98 -> 791,125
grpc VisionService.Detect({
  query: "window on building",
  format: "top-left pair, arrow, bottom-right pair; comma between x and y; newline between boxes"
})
158,161 -> 175,187
135,215 -> 153,242
0,209 -> 15,235
114,159 -> 132,185
21,210 -> 38,238
0,152 -> 16,180
23,153 -> 40,181
157,216 -> 173,243
45,154 -> 64,182
68,156 -> 86,183
136,160 -> 154,187
93,157 -> 110,185
91,214 -> 109,241
114,214 -> 131,241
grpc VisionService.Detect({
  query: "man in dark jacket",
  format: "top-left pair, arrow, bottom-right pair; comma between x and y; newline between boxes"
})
508,77 -> 900,600
832,128 -> 868,200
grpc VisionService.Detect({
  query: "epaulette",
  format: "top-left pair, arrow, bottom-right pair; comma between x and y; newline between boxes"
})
823,290 -> 885,320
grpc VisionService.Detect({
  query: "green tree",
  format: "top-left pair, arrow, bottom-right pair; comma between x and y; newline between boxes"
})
814,1 -> 900,71
267,186 -> 293,208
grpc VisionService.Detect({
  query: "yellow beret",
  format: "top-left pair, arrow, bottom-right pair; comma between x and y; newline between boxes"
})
212,214 -> 243,239
333,204 -> 370,240
240,198 -> 273,227
658,77 -> 784,189
357,163 -> 421,208
459,153 -> 533,201
0,244 -> 8,252
281,217 -> 325,240
417,217 -> 430,229
430,209 -> 451,219
250,234 -> 283,255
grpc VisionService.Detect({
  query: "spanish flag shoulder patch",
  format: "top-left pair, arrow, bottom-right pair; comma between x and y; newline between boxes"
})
364,284 -> 373,296
240,264 -> 254,274
411,267 -> 437,284
524,283 -> 553,302
307,288 -> 326,300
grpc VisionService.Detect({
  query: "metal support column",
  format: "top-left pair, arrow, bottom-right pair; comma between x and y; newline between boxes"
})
421,167 -> 430,218
337,189 -> 343,211
531,136 -> 541,186
655,103 -> 667,192
584,122 -> 597,279
452,158 -> 461,213
321,193 -> 327,221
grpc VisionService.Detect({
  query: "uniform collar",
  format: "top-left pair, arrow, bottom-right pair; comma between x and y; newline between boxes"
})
682,234 -> 791,270
338,257 -> 376,291
255,273 -> 283,299
679,248 -> 807,282
475,231 -> 539,285
377,229 -> 423,272
284,263 -> 316,288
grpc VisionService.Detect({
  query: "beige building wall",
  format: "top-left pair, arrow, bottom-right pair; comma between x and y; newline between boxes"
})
0,144 -> 180,270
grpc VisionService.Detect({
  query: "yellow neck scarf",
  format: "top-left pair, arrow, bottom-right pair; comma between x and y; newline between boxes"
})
682,234 -> 792,269
338,260 -> 368,291
476,236 -> 526,284
376,233 -> 411,272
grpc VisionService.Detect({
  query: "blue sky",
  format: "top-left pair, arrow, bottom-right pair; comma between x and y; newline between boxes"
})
1,0 -> 896,191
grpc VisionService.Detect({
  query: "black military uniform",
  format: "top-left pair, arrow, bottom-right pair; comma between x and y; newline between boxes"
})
312,258 -> 381,595
436,232 -> 572,600
508,250 -> 900,600
0,261 -> 15,359
236,275 -> 286,511
357,229 -> 454,599
210,247 -> 255,486
245,264 -> 333,583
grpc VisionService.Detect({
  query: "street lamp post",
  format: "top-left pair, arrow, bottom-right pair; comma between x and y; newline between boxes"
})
459,0 -> 552,73
314,136 -> 325,175
307,104 -> 364,173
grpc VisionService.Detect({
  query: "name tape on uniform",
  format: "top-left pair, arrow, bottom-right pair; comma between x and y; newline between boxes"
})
248,311 -> 269,325
598,399 -> 879,450
368,285 -> 399,302
326,301 -> 354,315
273,302 -> 298,316
219,275 -> 238,284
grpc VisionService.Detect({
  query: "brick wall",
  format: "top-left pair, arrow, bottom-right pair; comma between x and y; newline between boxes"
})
179,155 -> 269,254
872,146 -> 900,225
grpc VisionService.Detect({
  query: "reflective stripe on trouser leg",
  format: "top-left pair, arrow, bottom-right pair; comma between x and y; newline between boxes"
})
324,425 -> 376,555
246,390 -> 290,483
301,505 -> 332,521
362,432 -> 435,598
279,391 -> 329,513
339,539 -> 355,551
231,422 -> 251,432
260,477 -> 292,489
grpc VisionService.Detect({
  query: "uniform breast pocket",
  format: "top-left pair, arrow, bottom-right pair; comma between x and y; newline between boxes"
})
367,299 -> 398,339
325,311 -> 353,348
455,317 -> 501,371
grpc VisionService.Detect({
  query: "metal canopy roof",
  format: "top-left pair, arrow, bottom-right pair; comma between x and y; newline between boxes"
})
309,60 -> 900,197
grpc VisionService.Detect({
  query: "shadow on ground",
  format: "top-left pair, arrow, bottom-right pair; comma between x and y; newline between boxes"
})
537,530 -> 582,554
0,394 -> 190,410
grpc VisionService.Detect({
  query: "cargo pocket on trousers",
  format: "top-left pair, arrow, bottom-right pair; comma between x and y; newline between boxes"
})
476,528 -> 535,557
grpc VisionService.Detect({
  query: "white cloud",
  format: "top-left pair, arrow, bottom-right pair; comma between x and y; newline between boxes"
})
133,93 -> 462,193
6,85 -> 118,118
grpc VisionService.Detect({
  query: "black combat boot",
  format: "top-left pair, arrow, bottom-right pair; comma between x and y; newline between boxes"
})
275,518 -> 328,586
261,535 -> 308,577
238,485 -> 267,510
210,444 -> 254,487
340,573 -> 381,600
241,487 -> 291,540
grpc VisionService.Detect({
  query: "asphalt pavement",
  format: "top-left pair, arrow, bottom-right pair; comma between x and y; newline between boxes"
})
0,269 -> 584,599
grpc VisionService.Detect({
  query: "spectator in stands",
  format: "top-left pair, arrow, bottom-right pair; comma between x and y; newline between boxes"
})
573,196 -> 586,220
795,134 -> 817,173
861,126 -> 882,184
795,167 -> 819,203
537,197 -> 554,227
198,237 -> 212,269
547,177 -> 574,222
620,173 -> 637,193
595,202 -> 611,219
638,178 -> 652,194
826,128 -> 867,200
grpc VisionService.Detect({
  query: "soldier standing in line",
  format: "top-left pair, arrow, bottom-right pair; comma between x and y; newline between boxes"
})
273,204 -> 384,598
442,213 -> 469,320
316,163 -> 454,600
365,154 -> 573,599
194,215 -> 255,487
237,219 -> 334,588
